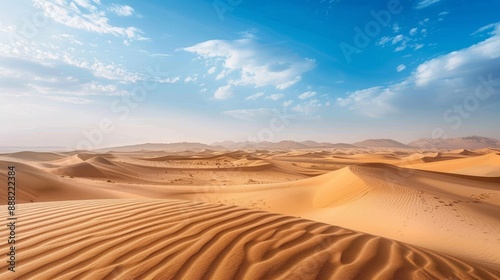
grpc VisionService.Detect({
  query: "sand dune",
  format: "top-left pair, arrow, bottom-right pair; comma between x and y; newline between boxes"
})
177,164 -> 500,270
412,152 -> 500,176
0,199 -> 498,280
0,151 -> 65,162
0,161 -> 125,204
1,149 -> 499,277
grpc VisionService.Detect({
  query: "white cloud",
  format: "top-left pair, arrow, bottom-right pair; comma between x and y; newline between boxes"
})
397,64 -> 406,72
395,43 -> 407,52
61,56 -> 142,82
393,23 -> 401,33
337,23 -> 500,117
0,22 -> 17,33
184,74 -> 198,83
265,93 -> 284,100
51,34 -> 83,45
216,69 -> 231,80
108,4 -> 134,16
282,100 -> 294,107
298,91 -> 316,100
214,84 -> 233,100
237,28 -> 258,39
472,22 -> 500,36
33,0 -> 146,40
415,0 -> 442,9
156,76 -> 180,84
336,87 -> 399,117
184,39 -> 315,90
392,34 -> 404,44
378,34 -> 410,51
378,36 -> 391,46
292,99 -> 322,115
223,108 -> 274,121
28,81 -> 128,97
245,92 -> 264,101
207,66 -> 217,74
151,53 -> 170,57
414,44 -> 424,50
410,28 -> 418,36
0,35 -> 178,86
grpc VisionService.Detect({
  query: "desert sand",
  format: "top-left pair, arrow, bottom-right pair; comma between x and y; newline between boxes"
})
1,147 -> 499,279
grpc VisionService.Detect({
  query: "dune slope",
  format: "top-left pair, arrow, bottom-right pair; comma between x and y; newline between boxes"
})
0,199 -> 498,280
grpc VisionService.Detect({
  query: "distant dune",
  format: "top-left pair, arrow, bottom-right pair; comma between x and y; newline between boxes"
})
96,142 -> 223,153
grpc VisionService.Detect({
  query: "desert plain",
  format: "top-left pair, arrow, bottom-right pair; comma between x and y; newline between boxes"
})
1,145 -> 500,279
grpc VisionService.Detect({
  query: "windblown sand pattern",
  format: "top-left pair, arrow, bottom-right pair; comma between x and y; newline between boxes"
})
0,149 -> 499,279
1,199 -> 499,280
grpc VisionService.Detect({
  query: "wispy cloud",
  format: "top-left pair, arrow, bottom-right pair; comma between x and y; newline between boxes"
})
214,84 -> 233,100
397,64 -> 406,72
108,4 -> 134,17
156,76 -> 180,84
245,92 -> 264,101
184,74 -> 198,83
292,99 -> 322,115
33,0 -> 146,40
298,91 -> 316,100
471,22 -> 500,36
282,100 -> 294,107
207,66 -> 217,74
265,93 -> 284,100
378,34 -> 411,52
415,0 -> 442,9
336,87 -> 399,117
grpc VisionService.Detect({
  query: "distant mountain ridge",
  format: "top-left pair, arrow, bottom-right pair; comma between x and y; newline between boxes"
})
353,139 -> 409,148
3,136 -> 499,153
408,136 -> 500,149
99,136 -> 500,152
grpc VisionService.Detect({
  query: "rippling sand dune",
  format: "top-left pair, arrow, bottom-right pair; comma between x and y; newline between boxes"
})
0,199 -> 498,280
0,148 -> 499,279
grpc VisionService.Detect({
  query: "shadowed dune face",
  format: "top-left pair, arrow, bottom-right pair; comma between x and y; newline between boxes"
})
0,149 -> 499,277
0,199 -> 498,280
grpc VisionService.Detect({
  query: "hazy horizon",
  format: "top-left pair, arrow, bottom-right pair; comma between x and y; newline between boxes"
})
1,0 -> 500,149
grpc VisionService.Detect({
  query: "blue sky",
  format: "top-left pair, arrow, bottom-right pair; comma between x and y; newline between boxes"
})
1,0 -> 499,148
